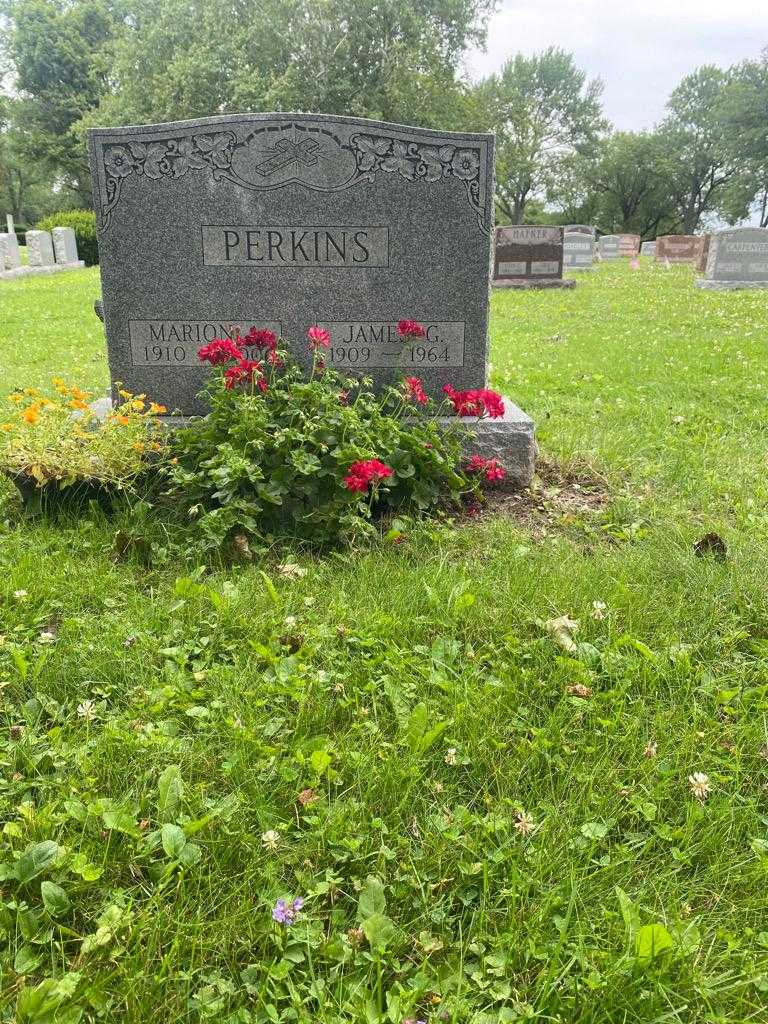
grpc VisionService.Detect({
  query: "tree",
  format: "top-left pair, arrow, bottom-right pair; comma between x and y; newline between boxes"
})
717,50 -> 768,226
584,131 -> 678,238
1,0 -> 122,205
659,65 -> 737,234
85,0 -> 493,132
477,48 -> 607,224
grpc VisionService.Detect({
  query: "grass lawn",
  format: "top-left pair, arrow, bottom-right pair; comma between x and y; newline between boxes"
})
1,261 -> 768,1023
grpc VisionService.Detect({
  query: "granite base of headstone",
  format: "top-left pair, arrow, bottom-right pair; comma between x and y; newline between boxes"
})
695,227 -> 768,290
492,225 -> 576,289
88,112 -> 537,486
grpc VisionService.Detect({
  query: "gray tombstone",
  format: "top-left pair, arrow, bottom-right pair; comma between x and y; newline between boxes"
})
491,225 -> 575,289
88,112 -> 535,482
696,227 -> 768,290
26,230 -> 56,268
52,226 -> 84,267
640,241 -> 656,257
598,234 -> 621,260
0,236 -> 7,273
566,224 -> 596,239
563,231 -> 595,271
0,230 -> 22,270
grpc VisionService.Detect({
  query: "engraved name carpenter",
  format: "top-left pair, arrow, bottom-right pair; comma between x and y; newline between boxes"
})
322,322 -> 465,368
202,225 -> 389,267
129,320 -> 281,365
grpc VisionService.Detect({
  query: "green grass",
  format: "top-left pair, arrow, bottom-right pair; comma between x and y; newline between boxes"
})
1,262 -> 768,1023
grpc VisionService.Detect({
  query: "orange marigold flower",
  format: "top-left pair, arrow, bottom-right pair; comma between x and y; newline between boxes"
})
68,399 -> 89,410
22,406 -> 40,425
132,441 -> 146,452
70,386 -> 91,402
114,414 -> 130,426
149,402 -> 167,414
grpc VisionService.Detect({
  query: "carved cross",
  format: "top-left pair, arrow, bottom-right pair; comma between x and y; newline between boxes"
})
253,137 -> 321,177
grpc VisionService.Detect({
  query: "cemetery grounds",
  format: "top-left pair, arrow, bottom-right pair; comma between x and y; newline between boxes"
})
1,259 -> 768,1023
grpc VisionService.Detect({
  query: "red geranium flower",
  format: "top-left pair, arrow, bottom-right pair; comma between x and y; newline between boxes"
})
443,385 -> 505,419
223,359 -> 267,391
343,458 -> 394,492
267,350 -> 284,367
397,319 -> 426,339
403,376 -> 428,405
307,325 -> 331,349
465,454 -> 505,483
198,338 -> 244,365
243,327 -> 277,351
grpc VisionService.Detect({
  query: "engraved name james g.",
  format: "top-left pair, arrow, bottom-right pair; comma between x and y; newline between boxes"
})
202,225 -> 389,267
321,322 -> 465,368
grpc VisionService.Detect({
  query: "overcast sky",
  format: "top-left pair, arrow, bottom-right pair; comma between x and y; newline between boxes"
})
466,0 -> 768,132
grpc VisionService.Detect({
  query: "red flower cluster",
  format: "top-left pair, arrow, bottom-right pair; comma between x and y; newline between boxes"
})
403,376 -> 428,405
224,359 -> 267,392
466,454 -> 505,482
307,325 -> 331,350
242,326 -> 277,351
198,338 -> 244,365
343,458 -> 394,493
397,320 -> 426,339
442,385 -> 505,419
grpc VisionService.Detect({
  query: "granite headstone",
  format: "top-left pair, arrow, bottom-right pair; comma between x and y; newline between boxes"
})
491,225 -> 575,289
655,235 -> 706,265
52,226 -> 85,267
565,224 -> 596,238
640,241 -> 656,257
695,234 -> 711,274
563,231 -> 595,271
26,230 -> 55,268
696,227 -> 768,290
618,234 -> 640,257
598,234 -> 621,260
0,231 -> 21,270
88,112 -> 535,482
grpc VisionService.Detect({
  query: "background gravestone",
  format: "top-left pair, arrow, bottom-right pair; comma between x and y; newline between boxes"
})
491,225 -> 575,289
52,226 -> 85,267
563,231 -> 595,271
598,235 -> 621,260
566,224 -> 596,238
695,234 -> 711,273
696,227 -> 768,291
89,113 -> 499,415
26,230 -> 55,268
656,235 -> 706,264
0,231 -> 21,270
618,234 -> 640,257
640,241 -> 656,257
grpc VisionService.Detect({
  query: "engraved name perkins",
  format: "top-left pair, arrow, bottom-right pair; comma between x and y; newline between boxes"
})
202,225 -> 389,267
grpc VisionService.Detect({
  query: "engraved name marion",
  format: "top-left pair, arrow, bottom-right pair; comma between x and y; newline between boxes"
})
129,320 -> 281,365
202,225 -> 389,267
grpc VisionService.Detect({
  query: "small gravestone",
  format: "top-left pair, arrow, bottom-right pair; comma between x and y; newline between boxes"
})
640,241 -> 656,257
618,234 -> 640,257
491,225 -> 575,289
26,230 -> 55,268
598,234 -> 621,260
88,112 -> 535,484
52,226 -> 85,267
696,227 -> 768,290
695,234 -> 711,274
0,230 -> 21,271
563,231 -> 595,271
566,224 -> 596,238
655,235 -> 706,265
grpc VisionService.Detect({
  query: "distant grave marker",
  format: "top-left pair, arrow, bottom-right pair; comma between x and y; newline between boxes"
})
492,225 -> 575,289
640,241 -> 656,257
563,231 -> 595,271
26,230 -> 55,269
696,227 -> 768,290
52,227 -> 85,268
655,235 -> 707,265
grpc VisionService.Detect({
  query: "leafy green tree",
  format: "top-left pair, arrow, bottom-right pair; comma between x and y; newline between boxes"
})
659,65 -> 737,234
585,131 -> 678,238
86,0 -> 492,131
1,0 -> 121,204
717,50 -> 768,226
477,48 -> 607,224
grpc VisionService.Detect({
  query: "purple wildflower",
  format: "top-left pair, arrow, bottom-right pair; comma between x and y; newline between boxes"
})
272,897 -> 304,925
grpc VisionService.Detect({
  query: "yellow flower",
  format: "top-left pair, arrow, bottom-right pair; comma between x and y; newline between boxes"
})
130,398 -> 146,411
132,441 -> 145,453
52,377 -> 65,387
149,402 -> 167,415
0,423 -> 13,432
22,406 -> 40,425
118,389 -> 133,400
23,387 -> 40,397
9,393 -> 23,404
